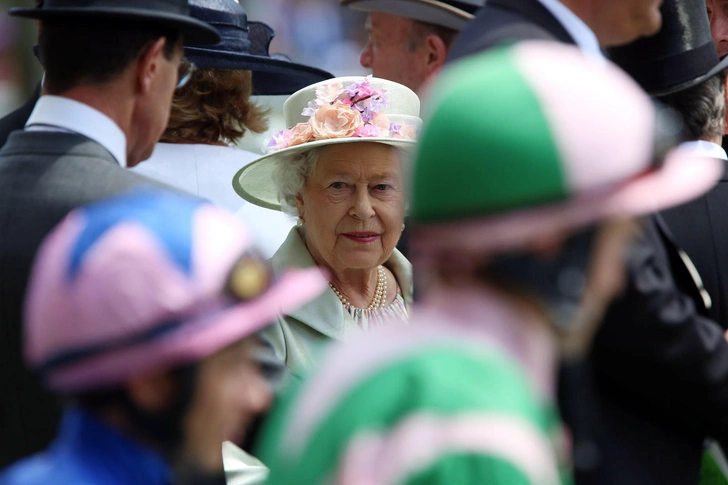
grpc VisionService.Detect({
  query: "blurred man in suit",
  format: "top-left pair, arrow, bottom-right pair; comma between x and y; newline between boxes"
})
0,0 -> 42,148
0,0 -> 219,468
448,0 -> 662,62
445,1 -> 728,484
341,0 -> 484,92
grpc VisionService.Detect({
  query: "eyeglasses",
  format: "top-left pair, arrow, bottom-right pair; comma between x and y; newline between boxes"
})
177,60 -> 196,89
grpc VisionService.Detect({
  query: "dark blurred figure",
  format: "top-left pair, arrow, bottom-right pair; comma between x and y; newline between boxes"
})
445,1 -> 728,485
341,0 -> 484,92
0,0 -> 219,469
0,0 -> 42,148
601,3 -> 728,484
448,0 -> 662,62
705,0 -> 728,155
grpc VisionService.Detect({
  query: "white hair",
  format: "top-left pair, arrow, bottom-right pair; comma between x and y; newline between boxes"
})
272,146 -> 326,218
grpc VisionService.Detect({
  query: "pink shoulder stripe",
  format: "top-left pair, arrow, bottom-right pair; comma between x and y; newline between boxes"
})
333,412 -> 561,485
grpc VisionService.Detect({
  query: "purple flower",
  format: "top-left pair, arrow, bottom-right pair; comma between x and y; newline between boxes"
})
302,100 -> 318,117
368,93 -> 388,113
359,106 -> 374,123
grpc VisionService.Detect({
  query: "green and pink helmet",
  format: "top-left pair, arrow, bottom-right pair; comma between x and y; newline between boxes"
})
410,42 -> 723,256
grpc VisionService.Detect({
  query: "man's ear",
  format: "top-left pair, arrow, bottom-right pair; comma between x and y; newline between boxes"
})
126,370 -> 176,413
136,37 -> 167,95
424,34 -> 449,76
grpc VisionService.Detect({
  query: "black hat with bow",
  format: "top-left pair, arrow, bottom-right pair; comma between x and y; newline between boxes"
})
184,0 -> 334,96
607,0 -> 728,97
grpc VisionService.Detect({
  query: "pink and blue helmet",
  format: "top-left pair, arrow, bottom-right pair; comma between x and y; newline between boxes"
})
24,189 -> 326,392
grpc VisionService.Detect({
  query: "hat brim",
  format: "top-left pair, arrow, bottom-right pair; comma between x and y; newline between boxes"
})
650,54 -> 728,97
9,7 -> 220,46
184,48 -> 334,96
46,267 -> 327,392
233,138 -> 417,211
411,149 -> 723,256
341,0 -> 475,31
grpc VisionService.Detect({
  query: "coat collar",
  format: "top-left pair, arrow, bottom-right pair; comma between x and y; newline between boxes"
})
271,227 -> 412,339
26,95 -> 127,167
488,0 -> 575,44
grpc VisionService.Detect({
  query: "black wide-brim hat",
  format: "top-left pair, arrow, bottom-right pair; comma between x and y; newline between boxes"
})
607,0 -> 728,98
10,0 -> 221,47
183,0 -> 333,96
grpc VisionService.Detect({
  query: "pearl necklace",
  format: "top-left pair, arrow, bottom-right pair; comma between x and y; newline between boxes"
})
329,266 -> 387,311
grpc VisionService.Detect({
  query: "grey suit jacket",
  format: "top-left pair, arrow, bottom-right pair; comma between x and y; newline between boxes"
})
0,130 -> 167,467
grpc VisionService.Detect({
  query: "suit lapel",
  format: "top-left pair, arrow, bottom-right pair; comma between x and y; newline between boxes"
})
487,0 -> 576,44
654,213 -> 713,312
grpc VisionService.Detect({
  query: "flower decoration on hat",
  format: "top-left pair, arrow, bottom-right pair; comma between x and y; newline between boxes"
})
264,76 -> 417,153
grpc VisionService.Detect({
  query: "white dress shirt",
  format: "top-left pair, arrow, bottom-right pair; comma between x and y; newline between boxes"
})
679,140 -> 728,161
134,143 -> 294,257
25,95 -> 127,167
536,0 -> 603,58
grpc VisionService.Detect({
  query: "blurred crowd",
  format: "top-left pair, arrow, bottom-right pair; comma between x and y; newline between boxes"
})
3,1 -> 728,485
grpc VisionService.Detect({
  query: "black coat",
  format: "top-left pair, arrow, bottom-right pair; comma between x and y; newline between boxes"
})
663,159 -> 728,328
0,84 -> 40,149
0,130 -> 169,468
447,2 -> 728,484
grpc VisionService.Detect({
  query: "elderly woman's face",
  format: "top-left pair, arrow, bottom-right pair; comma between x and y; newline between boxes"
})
295,143 -> 405,274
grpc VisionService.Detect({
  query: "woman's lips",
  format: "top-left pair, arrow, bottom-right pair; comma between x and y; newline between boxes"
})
342,232 -> 380,244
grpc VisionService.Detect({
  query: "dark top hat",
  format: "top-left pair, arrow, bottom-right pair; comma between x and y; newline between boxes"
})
184,0 -> 333,96
607,0 -> 728,97
10,0 -> 221,46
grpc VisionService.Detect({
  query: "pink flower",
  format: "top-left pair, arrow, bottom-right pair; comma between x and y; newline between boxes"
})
354,124 -> 381,138
287,122 -> 315,147
315,82 -> 345,105
393,124 -> 418,140
310,102 -> 364,140
354,83 -> 375,99
372,113 -> 391,137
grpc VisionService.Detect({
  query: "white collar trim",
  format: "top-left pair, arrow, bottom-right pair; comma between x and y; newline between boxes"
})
26,95 -> 128,167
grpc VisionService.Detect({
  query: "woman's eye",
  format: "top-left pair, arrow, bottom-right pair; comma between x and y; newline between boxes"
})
330,182 -> 346,189
374,184 -> 390,191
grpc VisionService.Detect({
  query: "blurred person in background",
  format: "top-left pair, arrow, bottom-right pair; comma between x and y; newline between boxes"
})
443,1 -> 728,484
448,0 -> 663,62
234,76 -> 420,380
611,3 -> 728,482
132,0 -> 333,257
255,42 -> 720,485
0,0 -> 219,469
708,0 -> 728,57
0,189 -> 326,485
705,0 -> 728,155
0,0 -> 42,148
341,0 -> 484,92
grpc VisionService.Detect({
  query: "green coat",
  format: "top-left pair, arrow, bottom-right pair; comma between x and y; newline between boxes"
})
259,227 -> 413,380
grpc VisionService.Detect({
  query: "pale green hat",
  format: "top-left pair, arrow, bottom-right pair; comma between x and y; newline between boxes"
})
233,76 -> 422,211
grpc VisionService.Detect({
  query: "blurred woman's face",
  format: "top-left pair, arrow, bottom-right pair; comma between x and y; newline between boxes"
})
295,143 -> 405,277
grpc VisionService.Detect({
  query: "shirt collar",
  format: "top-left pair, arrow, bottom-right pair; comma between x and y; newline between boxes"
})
56,407 -> 171,485
26,95 -> 128,167
678,140 -> 728,160
536,0 -> 603,59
